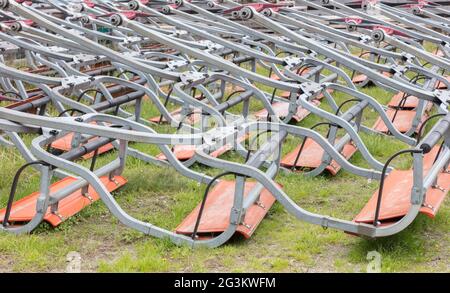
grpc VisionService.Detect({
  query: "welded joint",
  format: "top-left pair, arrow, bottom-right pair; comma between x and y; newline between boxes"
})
390,64 -> 407,77
411,186 -> 425,205
229,207 -> 241,225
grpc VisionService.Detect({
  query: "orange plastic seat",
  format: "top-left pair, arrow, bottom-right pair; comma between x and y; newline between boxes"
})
157,145 -> 199,161
434,50 -> 444,57
352,74 -> 368,84
175,180 -> 276,239
387,92 -> 419,109
279,91 -> 292,99
354,147 -> 449,224
157,135 -> 248,161
0,175 -> 127,226
254,99 -> 320,122
51,132 -> 114,159
50,122 -> 114,159
352,72 -> 392,84
280,138 -> 358,175
270,73 -> 281,81
148,108 -> 202,124
372,108 -> 427,133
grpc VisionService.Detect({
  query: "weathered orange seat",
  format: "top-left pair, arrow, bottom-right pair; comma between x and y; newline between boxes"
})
434,50 -> 444,57
387,92 -> 419,109
50,122 -> 115,159
254,99 -> 320,122
352,71 -> 392,84
354,146 -> 449,224
270,73 -> 281,81
0,175 -> 127,226
175,180 -> 276,239
280,138 -> 358,175
51,132 -> 114,159
352,74 -> 368,84
148,108 -> 202,124
157,135 -> 248,161
372,108 -> 427,133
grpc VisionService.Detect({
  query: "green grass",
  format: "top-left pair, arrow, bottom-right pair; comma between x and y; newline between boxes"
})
0,127 -> 447,273
0,62 -> 448,272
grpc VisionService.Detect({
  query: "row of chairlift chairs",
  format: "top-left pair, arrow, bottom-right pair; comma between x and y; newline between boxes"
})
0,0 -> 448,248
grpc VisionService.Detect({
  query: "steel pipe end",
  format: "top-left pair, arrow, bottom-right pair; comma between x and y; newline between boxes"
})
10,21 -> 22,32
206,1 -> 215,8
174,0 -> 183,7
412,6 -> 423,15
110,14 -> 123,26
128,0 -> 140,11
371,29 -> 385,43
231,10 -> 240,19
239,7 -> 254,20
321,0 -> 330,6
161,5 -> 172,14
261,8 -> 273,17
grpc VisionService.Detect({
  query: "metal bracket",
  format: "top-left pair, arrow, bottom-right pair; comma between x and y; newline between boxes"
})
52,211 -> 66,221
300,81 -> 323,96
82,192 -> 94,202
283,56 -> 303,69
434,90 -> 449,106
432,184 -> 446,192
422,202 -> 435,211
256,201 -> 266,210
167,59 -> 189,70
241,222 -> 252,230
180,71 -> 208,86
61,76 -> 93,90
198,40 -> 225,52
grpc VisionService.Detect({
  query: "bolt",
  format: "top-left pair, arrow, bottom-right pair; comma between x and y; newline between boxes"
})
110,14 -> 123,26
161,6 -> 171,14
